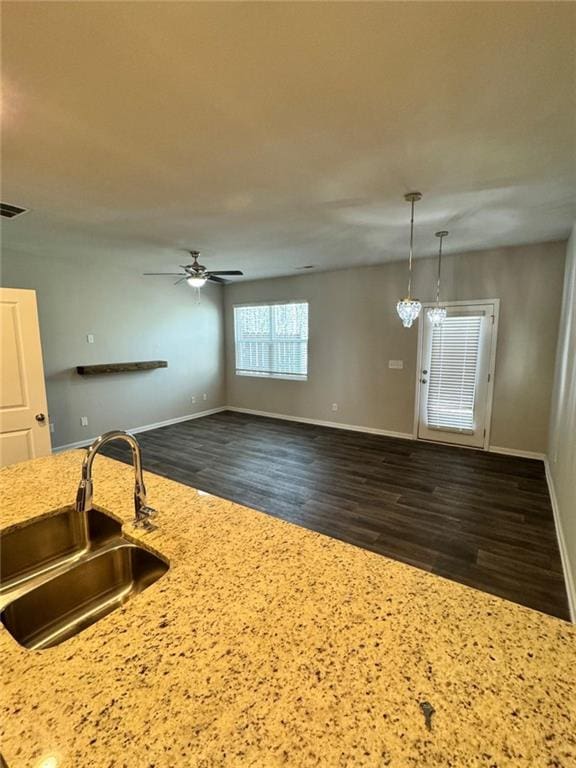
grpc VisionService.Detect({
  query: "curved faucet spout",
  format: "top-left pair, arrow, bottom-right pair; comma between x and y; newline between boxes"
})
75,430 -> 157,530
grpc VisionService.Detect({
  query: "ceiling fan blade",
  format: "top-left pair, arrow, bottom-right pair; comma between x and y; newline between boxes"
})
207,270 -> 244,276
143,272 -> 186,276
207,275 -> 227,284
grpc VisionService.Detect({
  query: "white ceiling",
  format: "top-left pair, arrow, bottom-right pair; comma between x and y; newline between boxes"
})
2,2 -> 575,281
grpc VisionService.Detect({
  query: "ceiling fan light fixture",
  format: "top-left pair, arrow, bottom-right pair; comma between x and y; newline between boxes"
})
143,248 -> 244,289
187,275 -> 207,288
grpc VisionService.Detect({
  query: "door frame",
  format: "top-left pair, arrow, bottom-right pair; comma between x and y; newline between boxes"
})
412,298 -> 500,451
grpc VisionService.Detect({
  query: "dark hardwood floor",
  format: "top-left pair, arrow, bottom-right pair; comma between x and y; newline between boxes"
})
100,411 -> 570,620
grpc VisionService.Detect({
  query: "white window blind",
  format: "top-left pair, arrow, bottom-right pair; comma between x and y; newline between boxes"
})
426,314 -> 483,433
234,302 -> 308,380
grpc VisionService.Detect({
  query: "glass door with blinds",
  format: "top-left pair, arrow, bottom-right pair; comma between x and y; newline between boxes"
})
417,302 -> 498,448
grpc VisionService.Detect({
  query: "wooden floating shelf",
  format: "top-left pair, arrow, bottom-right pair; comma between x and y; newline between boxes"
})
76,361 -> 168,376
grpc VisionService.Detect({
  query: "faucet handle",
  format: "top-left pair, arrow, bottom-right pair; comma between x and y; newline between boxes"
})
134,505 -> 158,531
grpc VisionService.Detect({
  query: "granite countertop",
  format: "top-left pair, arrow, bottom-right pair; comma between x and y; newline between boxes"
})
0,451 -> 575,768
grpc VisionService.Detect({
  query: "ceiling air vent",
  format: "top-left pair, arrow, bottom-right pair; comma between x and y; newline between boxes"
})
0,202 -> 29,219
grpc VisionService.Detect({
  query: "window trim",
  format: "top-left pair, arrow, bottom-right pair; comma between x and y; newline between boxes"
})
236,372 -> 307,382
233,299 -> 308,309
233,300 -> 309,382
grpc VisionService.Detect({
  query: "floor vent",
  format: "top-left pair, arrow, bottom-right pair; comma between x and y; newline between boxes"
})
0,202 -> 29,219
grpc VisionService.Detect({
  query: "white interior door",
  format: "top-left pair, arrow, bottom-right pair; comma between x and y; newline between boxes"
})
417,302 -> 497,448
0,287 -> 52,467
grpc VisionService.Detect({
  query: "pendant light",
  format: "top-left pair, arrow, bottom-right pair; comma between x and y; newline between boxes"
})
427,230 -> 448,326
396,192 -> 422,328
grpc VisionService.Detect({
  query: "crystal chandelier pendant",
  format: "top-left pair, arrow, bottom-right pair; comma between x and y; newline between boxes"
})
397,298 -> 422,328
427,306 -> 447,326
397,191 -> 422,329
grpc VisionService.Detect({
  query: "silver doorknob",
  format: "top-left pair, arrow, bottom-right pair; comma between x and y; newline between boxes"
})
35,413 -> 46,422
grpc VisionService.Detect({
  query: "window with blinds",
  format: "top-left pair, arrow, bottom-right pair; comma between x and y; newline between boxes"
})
234,302 -> 309,380
426,314 -> 483,433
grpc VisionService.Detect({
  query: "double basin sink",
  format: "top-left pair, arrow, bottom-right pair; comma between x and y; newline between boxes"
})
0,507 -> 168,650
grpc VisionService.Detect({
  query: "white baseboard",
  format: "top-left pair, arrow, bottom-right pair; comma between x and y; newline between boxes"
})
544,458 -> 576,623
488,445 -> 546,461
51,407 -> 228,453
226,409 -> 551,456
225,406 -> 414,440
52,403 -> 545,460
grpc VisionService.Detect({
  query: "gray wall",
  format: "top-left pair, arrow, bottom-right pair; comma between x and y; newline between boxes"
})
548,226 -> 576,612
225,241 -> 566,453
1,250 -> 226,448
1,240 -> 566,457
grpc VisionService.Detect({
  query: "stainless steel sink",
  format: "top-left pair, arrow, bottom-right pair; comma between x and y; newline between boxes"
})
0,433 -> 169,650
1,543 -> 168,650
1,504 -> 169,649
1,506 -> 122,595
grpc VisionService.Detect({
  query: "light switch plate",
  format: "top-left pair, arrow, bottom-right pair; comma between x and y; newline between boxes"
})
86,334 -> 95,344
389,360 -> 404,369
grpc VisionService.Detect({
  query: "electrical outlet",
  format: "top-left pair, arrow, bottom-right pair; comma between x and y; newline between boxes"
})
191,395 -> 196,404
389,360 -> 404,369
203,393 -> 207,401
49,422 -> 55,434
331,403 -> 338,412
86,334 -> 95,344
80,416 -> 88,427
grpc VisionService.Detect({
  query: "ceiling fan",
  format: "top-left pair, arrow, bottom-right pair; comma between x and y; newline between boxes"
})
143,250 -> 243,287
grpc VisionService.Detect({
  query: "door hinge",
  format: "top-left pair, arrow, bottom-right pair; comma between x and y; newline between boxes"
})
491,314 -> 495,324
484,428 -> 486,437
487,372 -> 491,382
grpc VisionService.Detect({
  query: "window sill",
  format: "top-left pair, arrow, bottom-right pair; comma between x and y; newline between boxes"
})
235,372 -> 308,382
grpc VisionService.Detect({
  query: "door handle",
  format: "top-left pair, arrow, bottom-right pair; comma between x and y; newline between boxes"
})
421,379 -> 427,384
35,413 -> 46,423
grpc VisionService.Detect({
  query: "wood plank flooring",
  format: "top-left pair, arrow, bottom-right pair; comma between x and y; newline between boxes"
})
99,411 -> 570,620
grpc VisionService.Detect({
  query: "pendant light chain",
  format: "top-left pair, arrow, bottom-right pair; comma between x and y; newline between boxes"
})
435,231 -> 446,305
427,230 -> 449,327
407,195 -> 416,299
396,192 -> 423,329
